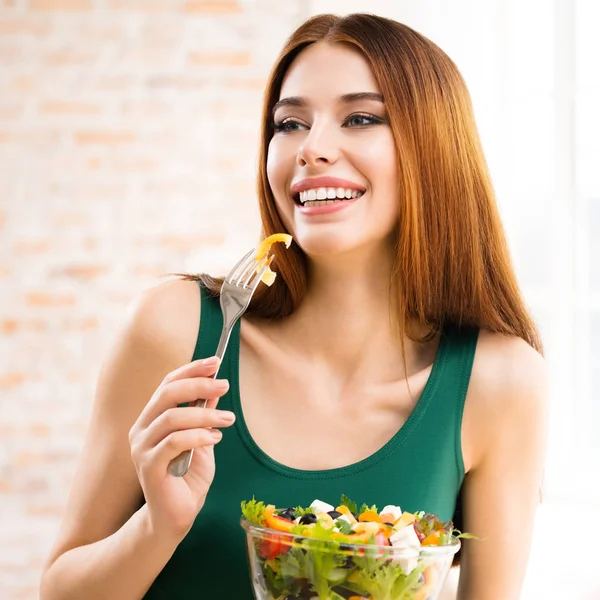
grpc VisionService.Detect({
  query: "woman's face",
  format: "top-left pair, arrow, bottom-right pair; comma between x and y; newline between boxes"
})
267,41 -> 399,258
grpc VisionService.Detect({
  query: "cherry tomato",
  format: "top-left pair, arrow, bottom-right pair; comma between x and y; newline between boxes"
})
259,534 -> 290,559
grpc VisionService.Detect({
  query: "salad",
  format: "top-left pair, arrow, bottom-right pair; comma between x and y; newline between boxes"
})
241,495 -> 472,600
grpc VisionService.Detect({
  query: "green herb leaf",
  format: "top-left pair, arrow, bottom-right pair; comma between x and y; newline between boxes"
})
240,498 -> 267,525
334,518 -> 353,535
339,494 -> 357,514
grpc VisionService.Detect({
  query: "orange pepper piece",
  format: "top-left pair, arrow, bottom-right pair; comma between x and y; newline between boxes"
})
335,505 -> 358,523
421,530 -> 443,546
358,510 -> 382,523
264,506 -> 296,534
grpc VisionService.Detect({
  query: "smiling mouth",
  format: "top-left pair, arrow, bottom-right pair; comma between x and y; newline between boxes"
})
293,187 -> 365,206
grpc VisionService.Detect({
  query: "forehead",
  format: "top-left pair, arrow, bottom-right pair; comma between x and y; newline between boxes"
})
279,41 -> 381,99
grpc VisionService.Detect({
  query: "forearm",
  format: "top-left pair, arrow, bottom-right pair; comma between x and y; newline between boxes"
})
41,505 -> 182,600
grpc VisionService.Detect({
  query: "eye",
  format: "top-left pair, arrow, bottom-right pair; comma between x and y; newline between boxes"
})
343,113 -> 385,128
273,118 -> 308,133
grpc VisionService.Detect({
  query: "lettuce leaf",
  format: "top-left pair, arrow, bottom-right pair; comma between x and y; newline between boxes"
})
414,513 -> 452,538
349,555 -> 424,600
292,505 -> 315,518
359,503 -> 378,515
240,498 -> 267,525
263,560 -> 303,598
452,529 -> 481,541
301,523 -> 347,598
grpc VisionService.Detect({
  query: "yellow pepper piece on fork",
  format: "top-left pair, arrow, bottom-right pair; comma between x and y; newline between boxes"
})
254,233 -> 292,286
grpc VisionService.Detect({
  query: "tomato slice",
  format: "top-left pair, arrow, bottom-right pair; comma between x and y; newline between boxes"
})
259,534 -> 290,559
375,531 -> 389,546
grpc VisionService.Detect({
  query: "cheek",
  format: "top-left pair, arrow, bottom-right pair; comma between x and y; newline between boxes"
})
266,139 -> 288,199
266,140 -> 295,229
367,135 -> 398,186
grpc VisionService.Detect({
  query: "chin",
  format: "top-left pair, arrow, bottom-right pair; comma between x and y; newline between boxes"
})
294,229 -> 376,260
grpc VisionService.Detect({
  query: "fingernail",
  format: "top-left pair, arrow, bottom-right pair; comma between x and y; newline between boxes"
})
214,379 -> 229,390
219,411 -> 235,423
202,356 -> 220,366
211,429 -> 223,441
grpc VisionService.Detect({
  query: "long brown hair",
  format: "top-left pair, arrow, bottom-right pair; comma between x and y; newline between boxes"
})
195,13 -> 542,354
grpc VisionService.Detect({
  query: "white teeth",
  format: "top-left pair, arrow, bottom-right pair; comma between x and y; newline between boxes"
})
297,187 -> 364,204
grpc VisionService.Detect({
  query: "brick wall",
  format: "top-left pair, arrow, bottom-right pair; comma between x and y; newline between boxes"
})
0,1 -> 306,597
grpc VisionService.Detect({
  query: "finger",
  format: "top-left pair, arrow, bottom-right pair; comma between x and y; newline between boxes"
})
152,428 -> 223,468
161,356 -> 221,386
204,398 -> 221,410
137,377 -> 230,430
143,407 -> 236,448
131,357 -> 225,436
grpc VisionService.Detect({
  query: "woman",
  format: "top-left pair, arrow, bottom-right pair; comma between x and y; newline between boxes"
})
40,13 -> 548,600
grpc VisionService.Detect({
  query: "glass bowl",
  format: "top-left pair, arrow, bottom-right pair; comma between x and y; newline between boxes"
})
241,518 -> 460,600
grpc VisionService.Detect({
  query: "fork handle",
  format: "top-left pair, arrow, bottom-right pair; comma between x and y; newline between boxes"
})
167,325 -> 234,477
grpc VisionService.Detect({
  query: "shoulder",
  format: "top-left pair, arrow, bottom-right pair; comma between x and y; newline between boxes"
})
93,277 -> 203,427
462,329 -> 549,470
119,277 -> 202,366
471,329 -> 547,398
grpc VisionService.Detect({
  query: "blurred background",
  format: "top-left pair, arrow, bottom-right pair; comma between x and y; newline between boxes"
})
0,0 -> 598,598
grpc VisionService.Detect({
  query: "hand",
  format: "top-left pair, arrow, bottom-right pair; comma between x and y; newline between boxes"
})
128,357 -> 234,539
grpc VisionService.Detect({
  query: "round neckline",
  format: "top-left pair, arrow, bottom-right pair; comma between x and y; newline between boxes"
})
230,326 -> 450,481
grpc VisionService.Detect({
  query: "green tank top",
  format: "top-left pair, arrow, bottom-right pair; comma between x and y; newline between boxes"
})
143,284 -> 478,599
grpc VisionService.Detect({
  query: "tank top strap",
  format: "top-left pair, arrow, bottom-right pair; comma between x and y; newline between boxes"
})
438,324 -> 479,404
426,323 -> 479,474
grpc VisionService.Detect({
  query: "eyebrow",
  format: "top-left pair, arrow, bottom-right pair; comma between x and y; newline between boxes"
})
272,92 -> 384,115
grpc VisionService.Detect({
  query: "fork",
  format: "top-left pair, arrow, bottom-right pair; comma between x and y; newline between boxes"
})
167,248 -> 272,477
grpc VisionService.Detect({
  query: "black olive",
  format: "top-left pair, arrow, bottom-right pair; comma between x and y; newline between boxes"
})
342,555 -> 355,569
327,510 -> 342,519
299,513 -> 318,525
278,508 -> 295,521
382,522 -> 394,527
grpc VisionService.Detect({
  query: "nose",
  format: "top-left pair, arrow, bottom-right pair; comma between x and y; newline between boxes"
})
296,123 -> 339,167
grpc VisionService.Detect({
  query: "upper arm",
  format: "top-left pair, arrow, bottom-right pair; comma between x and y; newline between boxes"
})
457,332 -> 549,600
43,279 -> 201,570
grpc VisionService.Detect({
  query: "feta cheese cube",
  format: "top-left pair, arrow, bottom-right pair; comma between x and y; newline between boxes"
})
337,513 -> 354,525
309,499 -> 335,514
390,524 -> 420,548
397,555 -> 419,575
380,505 -> 402,523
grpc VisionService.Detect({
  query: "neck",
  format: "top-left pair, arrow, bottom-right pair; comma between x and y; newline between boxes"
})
283,243 -> 407,382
